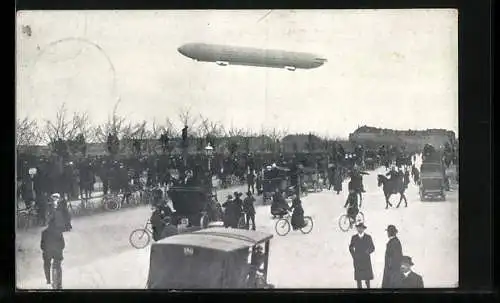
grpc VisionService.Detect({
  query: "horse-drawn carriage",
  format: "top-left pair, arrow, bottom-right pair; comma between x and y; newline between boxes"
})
261,165 -> 292,204
300,166 -> 324,193
363,150 -> 379,170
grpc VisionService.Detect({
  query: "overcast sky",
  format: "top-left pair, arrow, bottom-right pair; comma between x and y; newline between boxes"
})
16,9 -> 458,138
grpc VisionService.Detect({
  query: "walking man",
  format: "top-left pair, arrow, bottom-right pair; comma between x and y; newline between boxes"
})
349,222 -> 375,289
41,218 -> 65,288
382,224 -> 403,288
243,191 -> 256,230
247,169 -> 256,194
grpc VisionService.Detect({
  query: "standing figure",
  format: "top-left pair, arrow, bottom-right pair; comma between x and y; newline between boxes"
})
40,218 -> 65,288
382,225 -> 403,288
332,165 -> 343,194
411,164 -> 420,185
349,223 -> 375,289
396,256 -> 424,288
247,169 -> 256,194
243,191 -> 256,230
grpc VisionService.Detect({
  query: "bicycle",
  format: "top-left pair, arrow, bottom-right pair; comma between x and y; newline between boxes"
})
129,216 -> 172,249
274,211 -> 314,236
129,220 -> 153,249
17,206 -> 38,230
102,194 -> 122,212
338,210 -> 365,232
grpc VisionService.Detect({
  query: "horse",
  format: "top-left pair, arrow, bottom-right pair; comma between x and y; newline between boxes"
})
377,174 -> 408,209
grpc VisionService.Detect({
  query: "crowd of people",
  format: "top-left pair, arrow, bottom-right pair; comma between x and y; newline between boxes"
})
20,139 -> 457,289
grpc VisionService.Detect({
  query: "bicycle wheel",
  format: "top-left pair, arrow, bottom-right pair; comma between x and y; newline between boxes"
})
129,229 -> 151,249
275,218 -> 291,236
356,212 -> 365,223
104,197 -> 120,212
200,213 -> 210,229
300,216 -> 314,234
338,215 -> 351,232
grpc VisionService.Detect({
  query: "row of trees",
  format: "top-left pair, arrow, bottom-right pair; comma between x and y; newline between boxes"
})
16,102 -> 347,157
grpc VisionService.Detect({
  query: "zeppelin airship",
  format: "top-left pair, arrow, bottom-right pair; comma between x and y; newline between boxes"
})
177,43 -> 327,71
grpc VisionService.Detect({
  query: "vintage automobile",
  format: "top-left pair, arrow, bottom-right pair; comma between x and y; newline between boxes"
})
419,162 -> 446,201
167,184 -> 220,229
146,227 -> 274,289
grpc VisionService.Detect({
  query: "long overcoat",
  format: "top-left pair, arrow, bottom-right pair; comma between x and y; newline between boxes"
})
349,233 -> 375,280
382,236 -> 403,288
333,168 -> 343,192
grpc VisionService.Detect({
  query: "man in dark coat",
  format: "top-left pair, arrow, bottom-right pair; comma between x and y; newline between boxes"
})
396,256 -> 424,288
349,222 -> 375,288
332,165 -> 343,194
243,191 -> 256,230
40,218 -> 65,288
247,170 -> 256,194
382,225 -> 403,288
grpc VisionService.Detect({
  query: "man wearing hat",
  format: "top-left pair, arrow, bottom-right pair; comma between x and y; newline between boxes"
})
48,193 -> 72,232
222,195 -> 233,228
349,222 -> 375,289
396,256 -> 424,288
243,191 -> 256,230
382,225 -> 403,288
40,217 -> 65,288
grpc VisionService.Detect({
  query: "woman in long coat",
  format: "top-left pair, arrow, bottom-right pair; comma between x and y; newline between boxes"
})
333,166 -> 343,194
349,223 -> 375,288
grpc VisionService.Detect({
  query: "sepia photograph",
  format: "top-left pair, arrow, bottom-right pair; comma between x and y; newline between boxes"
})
16,9 -> 458,289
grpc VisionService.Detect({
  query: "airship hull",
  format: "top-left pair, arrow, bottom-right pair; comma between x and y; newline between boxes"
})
178,43 -> 326,70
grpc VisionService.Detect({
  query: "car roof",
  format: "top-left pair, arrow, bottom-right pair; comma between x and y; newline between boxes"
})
153,228 -> 273,252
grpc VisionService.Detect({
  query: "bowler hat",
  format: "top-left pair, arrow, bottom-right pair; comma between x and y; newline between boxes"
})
401,256 -> 414,266
386,225 -> 398,233
355,222 -> 367,229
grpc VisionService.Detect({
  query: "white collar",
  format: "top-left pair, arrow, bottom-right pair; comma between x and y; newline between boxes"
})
403,270 -> 411,277
358,232 -> 365,238
389,236 -> 396,240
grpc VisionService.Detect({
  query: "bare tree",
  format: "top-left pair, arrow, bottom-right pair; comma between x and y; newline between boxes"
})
266,127 -> 284,153
93,101 -> 127,142
43,103 -> 80,143
178,106 -> 199,133
16,117 -> 41,147
198,114 -> 225,138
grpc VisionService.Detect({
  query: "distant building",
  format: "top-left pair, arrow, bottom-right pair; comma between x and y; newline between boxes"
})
349,125 -> 457,151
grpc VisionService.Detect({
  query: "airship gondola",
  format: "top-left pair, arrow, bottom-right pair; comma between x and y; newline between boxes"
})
177,43 -> 327,71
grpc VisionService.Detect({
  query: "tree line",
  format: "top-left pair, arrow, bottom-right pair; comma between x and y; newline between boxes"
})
16,102 -> 347,157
